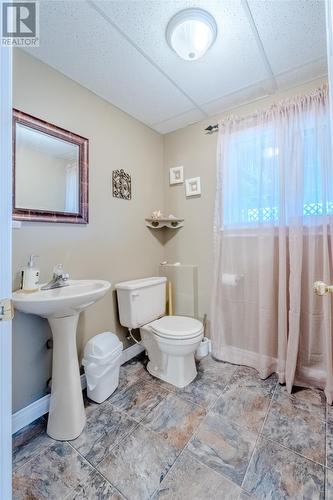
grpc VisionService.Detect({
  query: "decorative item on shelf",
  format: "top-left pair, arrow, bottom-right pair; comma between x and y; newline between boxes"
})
145,213 -> 184,229
112,169 -> 131,200
185,176 -> 201,197
169,165 -> 184,185
152,209 -> 164,219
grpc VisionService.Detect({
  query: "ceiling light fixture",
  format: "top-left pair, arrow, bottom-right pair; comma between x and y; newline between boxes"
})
166,8 -> 217,61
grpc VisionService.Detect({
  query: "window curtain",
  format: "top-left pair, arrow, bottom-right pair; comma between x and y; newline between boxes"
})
211,86 -> 333,402
65,163 -> 79,213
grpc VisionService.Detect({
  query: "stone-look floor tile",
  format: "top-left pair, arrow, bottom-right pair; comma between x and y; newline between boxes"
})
66,469 -> 124,500
327,417 -> 333,470
198,356 -> 236,381
108,379 -> 169,422
118,356 -> 151,392
142,393 -> 206,450
326,469 -> 333,499
274,384 -> 326,421
97,424 -> 178,500
263,387 -> 326,464
13,441 -> 93,499
174,357 -> 237,409
155,451 -> 242,499
327,404 -> 333,422
208,366 -> 277,433
242,437 -> 325,499
187,413 -> 257,486
70,403 -> 138,467
212,384 -> 271,434
83,391 -> 103,414
229,366 -> 278,397
12,417 -> 54,471
238,492 -> 251,499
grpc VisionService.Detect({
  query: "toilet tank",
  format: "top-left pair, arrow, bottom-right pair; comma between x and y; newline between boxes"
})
115,277 -> 167,329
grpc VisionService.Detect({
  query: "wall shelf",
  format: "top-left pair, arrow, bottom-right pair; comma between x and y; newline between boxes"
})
145,218 -> 184,229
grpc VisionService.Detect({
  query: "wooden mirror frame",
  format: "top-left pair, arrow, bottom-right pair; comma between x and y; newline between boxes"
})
13,109 -> 89,224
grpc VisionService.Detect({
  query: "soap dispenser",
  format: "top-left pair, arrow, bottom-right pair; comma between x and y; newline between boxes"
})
21,255 -> 40,292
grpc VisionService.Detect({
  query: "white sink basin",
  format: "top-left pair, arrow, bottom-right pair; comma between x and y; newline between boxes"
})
13,280 -> 111,318
13,279 -> 111,441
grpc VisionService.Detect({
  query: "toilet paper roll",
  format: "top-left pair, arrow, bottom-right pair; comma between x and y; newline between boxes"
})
222,273 -> 243,286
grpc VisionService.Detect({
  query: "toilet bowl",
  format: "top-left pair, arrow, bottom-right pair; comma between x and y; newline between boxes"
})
141,316 -> 203,387
115,277 -> 203,388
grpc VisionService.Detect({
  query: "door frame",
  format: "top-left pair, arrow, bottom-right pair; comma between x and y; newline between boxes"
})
0,34 -> 12,500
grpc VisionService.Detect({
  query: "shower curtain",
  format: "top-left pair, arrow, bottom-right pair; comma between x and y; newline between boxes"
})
211,86 -> 333,402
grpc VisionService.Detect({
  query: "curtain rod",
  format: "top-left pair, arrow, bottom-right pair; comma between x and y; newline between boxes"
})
204,85 -> 327,135
205,124 -> 219,134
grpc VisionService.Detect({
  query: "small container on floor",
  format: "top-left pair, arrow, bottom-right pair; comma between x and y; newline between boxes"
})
83,332 -> 123,403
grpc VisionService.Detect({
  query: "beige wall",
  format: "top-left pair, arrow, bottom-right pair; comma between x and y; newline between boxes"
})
163,77 -> 328,331
12,50 -> 165,412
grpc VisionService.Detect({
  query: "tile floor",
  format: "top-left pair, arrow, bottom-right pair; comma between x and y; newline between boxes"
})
12,354 -> 333,499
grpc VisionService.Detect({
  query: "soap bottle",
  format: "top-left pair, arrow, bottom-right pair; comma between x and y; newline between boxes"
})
21,255 -> 40,292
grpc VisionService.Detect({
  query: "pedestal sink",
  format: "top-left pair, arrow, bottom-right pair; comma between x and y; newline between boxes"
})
12,280 -> 111,441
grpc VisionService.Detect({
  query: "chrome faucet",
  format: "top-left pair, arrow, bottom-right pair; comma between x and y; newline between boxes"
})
41,264 -> 70,290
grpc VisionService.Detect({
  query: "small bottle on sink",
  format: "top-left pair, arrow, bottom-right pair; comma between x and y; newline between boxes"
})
21,255 -> 40,292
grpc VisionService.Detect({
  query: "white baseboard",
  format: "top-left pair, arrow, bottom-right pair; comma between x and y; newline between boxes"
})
12,343 -> 145,435
121,342 -> 145,364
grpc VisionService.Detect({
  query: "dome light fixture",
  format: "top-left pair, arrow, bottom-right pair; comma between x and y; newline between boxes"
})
166,8 -> 217,61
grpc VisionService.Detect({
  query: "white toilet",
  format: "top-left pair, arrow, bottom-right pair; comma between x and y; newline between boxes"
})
115,277 -> 203,388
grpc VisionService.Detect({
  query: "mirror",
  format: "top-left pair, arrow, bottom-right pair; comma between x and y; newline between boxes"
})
13,109 -> 89,223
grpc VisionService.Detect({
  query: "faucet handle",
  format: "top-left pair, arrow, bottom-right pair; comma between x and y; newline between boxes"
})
53,264 -> 64,277
53,264 -> 69,279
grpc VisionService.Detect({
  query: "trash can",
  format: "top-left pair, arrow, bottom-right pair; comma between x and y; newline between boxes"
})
82,332 -> 123,403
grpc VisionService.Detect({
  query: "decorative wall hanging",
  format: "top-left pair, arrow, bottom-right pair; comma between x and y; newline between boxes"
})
185,177 -> 201,197
112,169 -> 131,200
169,165 -> 184,185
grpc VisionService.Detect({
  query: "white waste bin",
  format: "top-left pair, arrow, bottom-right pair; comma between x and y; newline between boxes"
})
83,332 -> 123,403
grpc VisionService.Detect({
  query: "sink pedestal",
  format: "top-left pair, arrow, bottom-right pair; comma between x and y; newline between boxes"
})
47,314 -> 86,440
12,279 -> 111,441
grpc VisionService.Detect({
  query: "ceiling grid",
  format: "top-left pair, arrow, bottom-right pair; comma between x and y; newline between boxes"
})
23,0 -> 327,133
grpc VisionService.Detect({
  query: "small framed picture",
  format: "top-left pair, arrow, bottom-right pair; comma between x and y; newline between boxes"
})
169,166 -> 184,185
185,177 -> 201,197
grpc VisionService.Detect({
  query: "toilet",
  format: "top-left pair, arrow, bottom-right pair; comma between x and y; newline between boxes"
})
115,277 -> 203,388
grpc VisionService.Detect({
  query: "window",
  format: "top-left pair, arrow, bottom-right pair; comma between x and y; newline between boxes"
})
221,112 -> 332,227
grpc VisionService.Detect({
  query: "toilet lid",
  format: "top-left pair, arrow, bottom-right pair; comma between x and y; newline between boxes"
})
151,316 -> 203,339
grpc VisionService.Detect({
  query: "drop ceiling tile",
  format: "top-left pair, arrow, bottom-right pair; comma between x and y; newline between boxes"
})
275,57 -> 327,90
22,0 -> 327,134
94,0 -> 271,105
201,77 -> 275,116
248,0 -> 326,75
152,108 -> 206,134
24,1 -> 195,127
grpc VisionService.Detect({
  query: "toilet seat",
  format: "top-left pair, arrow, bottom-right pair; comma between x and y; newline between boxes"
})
151,315 -> 203,340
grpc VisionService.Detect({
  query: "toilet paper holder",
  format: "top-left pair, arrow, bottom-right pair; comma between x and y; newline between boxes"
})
313,281 -> 333,296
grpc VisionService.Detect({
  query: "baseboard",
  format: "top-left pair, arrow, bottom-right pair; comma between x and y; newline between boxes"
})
12,343 -> 145,435
121,342 -> 145,364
